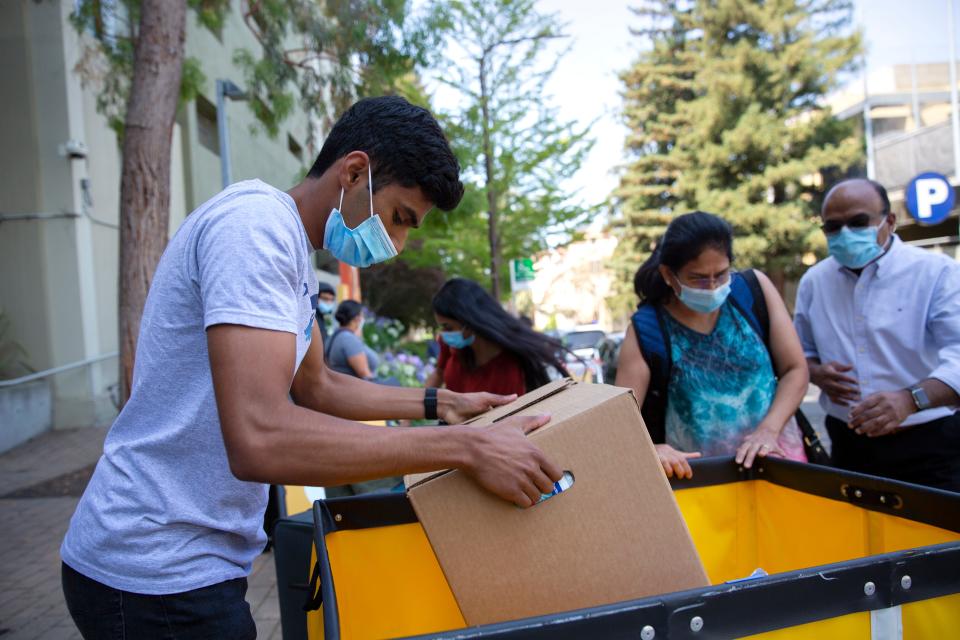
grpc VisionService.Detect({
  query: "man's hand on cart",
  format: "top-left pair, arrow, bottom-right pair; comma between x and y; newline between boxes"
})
459,414 -> 562,508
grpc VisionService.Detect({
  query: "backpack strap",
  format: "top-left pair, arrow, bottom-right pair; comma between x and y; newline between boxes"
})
630,304 -> 671,444
728,270 -> 768,346
324,328 -> 347,361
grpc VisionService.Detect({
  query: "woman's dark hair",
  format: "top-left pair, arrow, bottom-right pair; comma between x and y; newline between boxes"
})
634,211 -> 734,305
335,300 -> 364,327
432,278 -> 569,390
307,96 -> 465,211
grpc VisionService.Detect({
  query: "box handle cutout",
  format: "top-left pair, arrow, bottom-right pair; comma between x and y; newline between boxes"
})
532,471 -> 575,506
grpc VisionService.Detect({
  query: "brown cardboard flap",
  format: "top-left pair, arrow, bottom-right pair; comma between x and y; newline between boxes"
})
463,378 -> 576,425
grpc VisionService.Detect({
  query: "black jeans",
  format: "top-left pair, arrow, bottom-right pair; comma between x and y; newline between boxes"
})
62,562 -> 256,640
826,412 -> 960,492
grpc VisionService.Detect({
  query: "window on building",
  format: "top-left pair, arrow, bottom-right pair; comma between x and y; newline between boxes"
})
196,96 -> 219,154
288,134 -> 303,163
873,117 -> 908,141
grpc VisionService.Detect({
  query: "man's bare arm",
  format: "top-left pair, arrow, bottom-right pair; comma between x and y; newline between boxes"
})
291,320 -> 509,424
208,323 -> 560,506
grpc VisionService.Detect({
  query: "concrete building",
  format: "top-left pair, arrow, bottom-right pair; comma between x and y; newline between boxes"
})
0,1 -> 338,451
830,62 -> 960,258
529,232 -> 619,332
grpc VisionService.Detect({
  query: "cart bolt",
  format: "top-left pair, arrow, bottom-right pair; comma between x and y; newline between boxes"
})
690,616 -> 704,633
640,624 -> 656,640
864,581 -> 876,596
334,513 -> 343,522
901,575 -> 912,590
854,489 -> 863,498
880,495 -> 886,504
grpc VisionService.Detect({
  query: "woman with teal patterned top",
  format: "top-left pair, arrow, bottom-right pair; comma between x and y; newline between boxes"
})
616,212 -> 809,479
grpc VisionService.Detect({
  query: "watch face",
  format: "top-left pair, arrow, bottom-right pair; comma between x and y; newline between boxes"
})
911,387 -> 930,410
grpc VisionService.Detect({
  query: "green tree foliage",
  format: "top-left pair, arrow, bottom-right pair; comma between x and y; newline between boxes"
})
400,0 -> 592,299
71,0 -> 429,144
610,0 -> 862,312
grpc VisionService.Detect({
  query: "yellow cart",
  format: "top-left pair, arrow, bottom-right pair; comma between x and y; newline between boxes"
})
273,457 -> 960,639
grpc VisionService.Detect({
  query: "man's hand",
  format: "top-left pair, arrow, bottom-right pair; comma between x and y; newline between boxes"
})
810,361 -> 860,406
849,390 -> 915,437
439,390 -> 517,424
655,443 -> 701,479
736,424 -> 786,469
461,414 -> 561,508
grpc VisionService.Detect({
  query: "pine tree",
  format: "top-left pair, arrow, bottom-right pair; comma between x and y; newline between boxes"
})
611,0 -> 862,313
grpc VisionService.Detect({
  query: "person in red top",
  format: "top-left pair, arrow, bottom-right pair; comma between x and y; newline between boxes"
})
425,278 -> 569,396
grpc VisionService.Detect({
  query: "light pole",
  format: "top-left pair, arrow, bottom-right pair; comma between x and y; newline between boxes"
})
215,79 -> 247,189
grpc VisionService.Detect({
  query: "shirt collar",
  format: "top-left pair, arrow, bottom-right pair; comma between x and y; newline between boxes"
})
873,234 -> 901,278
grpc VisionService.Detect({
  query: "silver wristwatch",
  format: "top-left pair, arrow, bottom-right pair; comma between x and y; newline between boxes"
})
909,386 -> 931,411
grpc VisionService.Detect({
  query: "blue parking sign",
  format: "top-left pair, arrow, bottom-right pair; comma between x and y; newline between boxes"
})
905,172 -> 955,225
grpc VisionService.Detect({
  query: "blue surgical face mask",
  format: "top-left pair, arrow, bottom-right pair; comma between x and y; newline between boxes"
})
827,224 -> 884,269
323,164 -> 399,268
317,300 -> 335,314
673,275 -> 732,314
441,330 -> 475,349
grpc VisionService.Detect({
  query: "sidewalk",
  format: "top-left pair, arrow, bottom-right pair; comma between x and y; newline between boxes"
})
0,426 -> 282,640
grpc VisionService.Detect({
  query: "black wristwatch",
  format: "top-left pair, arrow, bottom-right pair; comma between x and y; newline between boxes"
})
908,386 -> 931,411
424,387 -> 439,420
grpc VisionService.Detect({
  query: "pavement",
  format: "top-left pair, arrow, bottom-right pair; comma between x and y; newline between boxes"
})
0,426 -> 283,640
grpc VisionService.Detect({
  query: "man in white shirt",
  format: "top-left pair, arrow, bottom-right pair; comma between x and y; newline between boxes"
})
794,178 -> 960,491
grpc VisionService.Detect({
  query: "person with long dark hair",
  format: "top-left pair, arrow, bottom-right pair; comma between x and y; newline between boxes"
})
425,278 -> 569,396
616,211 -> 809,479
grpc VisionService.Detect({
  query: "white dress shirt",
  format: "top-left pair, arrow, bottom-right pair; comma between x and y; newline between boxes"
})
794,235 -> 960,427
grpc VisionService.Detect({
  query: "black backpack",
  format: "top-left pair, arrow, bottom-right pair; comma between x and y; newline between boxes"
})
631,270 -> 829,464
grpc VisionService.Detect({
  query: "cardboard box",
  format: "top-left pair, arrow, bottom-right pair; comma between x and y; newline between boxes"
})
407,379 -> 709,626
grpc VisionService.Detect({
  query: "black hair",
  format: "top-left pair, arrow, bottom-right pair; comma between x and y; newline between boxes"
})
335,300 -> 364,327
634,211 -> 734,305
318,282 -> 336,296
432,278 -> 569,390
307,96 -> 465,211
824,178 -> 891,214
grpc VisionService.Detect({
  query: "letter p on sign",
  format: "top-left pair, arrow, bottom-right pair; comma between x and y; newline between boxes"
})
906,172 -> 955,225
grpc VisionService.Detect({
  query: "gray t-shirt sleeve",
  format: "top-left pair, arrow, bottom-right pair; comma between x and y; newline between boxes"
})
195,196 -> 302,334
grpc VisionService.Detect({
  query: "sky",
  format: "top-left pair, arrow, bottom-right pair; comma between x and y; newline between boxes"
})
518,0 -> 960,211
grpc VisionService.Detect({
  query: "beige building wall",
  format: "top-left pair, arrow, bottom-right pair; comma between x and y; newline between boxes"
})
0,0 -> 318,431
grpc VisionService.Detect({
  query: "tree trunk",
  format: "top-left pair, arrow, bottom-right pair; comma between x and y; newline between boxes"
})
479,55 -> 501,300
118,0 -> 187,403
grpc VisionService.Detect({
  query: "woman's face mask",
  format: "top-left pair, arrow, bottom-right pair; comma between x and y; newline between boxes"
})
441,330 -> 475,349
323,164 -> 399,268
675,278 -> 731,314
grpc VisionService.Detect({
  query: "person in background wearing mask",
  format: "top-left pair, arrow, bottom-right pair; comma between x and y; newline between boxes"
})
616,212 -> 809,479
315,281 -> 337,345
61,96 -> 561,639
794,178 -> 960,490
424,278 -> 569,397
326,300 -> 379,380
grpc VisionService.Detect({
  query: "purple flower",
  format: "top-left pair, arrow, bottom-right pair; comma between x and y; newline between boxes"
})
410,355 -> 423,367
397,353 -> 410,364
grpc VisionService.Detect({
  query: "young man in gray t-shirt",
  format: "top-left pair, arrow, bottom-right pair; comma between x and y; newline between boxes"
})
61,96 -> 560,638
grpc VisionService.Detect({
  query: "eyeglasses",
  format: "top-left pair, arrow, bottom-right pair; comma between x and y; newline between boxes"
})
820,212 -> 887,236
673,269 -> 735,290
